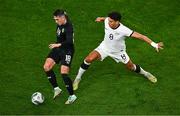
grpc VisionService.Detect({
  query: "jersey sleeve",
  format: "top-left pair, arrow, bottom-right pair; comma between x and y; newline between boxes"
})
121,25 -> 134,37
61,24 -> 74,47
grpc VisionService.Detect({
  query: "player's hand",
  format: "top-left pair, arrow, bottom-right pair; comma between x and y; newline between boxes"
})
151,42 -> 164,52
157,42 -> 164,52
95,17 -> 104,22
49,43 -> 61,49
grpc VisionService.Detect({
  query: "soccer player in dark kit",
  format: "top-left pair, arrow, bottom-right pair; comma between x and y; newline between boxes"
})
43,9 -> 77,104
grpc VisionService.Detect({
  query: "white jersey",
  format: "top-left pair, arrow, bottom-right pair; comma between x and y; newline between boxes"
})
101,18 -> 133,52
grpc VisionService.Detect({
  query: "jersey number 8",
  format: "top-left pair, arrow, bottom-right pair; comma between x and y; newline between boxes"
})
109,34 -> 113,40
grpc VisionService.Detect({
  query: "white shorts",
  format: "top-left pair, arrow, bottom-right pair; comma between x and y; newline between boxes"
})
94,44 -> 130,64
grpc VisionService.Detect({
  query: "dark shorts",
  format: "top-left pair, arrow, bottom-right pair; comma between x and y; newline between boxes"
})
47,47 -> 74,67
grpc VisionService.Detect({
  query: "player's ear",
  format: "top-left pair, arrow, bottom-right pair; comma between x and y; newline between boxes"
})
116,20 -> 119,24
62,15 -> 66,20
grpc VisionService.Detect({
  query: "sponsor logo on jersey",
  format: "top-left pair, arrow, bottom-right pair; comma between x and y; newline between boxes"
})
115,32 -> 120,35
57,27 -> 61,35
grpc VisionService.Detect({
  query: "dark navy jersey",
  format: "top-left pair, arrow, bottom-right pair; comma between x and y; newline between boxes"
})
56,20 -> 74,49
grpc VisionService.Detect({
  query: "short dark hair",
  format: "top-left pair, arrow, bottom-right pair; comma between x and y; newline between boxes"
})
108,11 -> 121,21
53,9 -> 67,17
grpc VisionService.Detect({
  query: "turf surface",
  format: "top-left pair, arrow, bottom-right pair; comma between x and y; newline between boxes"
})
0,0 -> 180,115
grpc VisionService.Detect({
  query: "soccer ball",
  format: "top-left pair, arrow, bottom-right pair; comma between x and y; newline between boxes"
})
31,92 -> 44,105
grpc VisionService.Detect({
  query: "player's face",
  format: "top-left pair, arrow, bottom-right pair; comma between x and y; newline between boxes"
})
54,16 -> 66,25
108,17 -> 119,29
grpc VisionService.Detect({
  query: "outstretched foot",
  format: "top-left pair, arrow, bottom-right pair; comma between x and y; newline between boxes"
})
65,95 -> 77,104
73,78 -> 81,90
146,72 -> 157,83
53,87 -> 62,99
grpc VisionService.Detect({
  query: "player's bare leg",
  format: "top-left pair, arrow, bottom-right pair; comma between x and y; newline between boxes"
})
60,65 -> 77,104
73,50 -> 101,90
43,58 -> 62,99
125,60 -> 157,83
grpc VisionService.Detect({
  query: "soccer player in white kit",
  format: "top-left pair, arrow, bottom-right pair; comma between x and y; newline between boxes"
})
73,12 -> 164,90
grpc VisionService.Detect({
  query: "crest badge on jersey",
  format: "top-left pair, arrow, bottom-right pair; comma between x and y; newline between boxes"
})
62,28 -> 64,33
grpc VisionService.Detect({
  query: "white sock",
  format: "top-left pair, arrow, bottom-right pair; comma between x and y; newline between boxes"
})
71,94 -> 76,97
54,87 -> 60,90
84,60 -> 91,65
75,60 -> 91,80
133,64 -> 148,77
139,67 -> 148,77
76,67 -> 86,80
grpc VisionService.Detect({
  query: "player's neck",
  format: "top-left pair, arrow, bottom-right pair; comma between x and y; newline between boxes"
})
111,23 -> 120,30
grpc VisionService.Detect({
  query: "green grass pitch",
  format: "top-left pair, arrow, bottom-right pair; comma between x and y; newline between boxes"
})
0,0 -> 180,115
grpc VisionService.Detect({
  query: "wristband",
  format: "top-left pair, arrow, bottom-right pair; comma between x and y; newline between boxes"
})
151,42 -> 158,48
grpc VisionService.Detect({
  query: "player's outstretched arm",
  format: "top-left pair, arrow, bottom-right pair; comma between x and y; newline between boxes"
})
131,31 -> 164,52
49,43 -> 61,49
95,17 -> 106,22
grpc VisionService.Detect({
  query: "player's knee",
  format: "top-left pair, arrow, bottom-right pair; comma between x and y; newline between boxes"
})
43,64 -> 51,72
61,65 -> 69,74
43,58 -> 55,72
85,57 -> 94,63
126,63 -> 134,71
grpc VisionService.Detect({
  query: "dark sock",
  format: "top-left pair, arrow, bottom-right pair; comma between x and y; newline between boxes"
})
45,70 -> 58,88
61,74 -> 73,95
134,64 -> 141,73
81,61 -> 90,70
